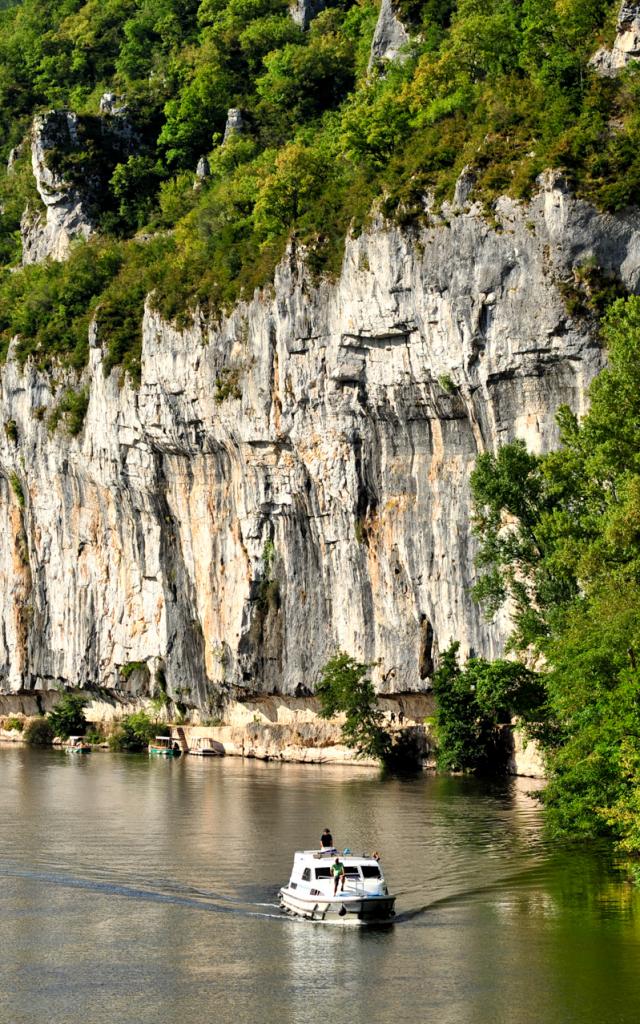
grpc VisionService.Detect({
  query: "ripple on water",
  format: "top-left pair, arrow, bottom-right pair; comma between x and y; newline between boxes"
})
0,747 -> 639,1024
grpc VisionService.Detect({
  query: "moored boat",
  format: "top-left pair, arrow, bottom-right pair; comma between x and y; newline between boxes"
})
279,849 -> 395,924
148,736 -> 181,757
188,736 -> 225,756
65,735 -> 91,753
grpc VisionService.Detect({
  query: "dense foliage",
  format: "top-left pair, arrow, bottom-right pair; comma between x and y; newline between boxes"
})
317,651 -> 422,771
470,296 -> 640,855
108,710 -> 167,751
431,642 -> 546,773
0,0 -> 638,377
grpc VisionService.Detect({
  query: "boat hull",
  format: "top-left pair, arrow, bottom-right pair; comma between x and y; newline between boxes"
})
279,888 -> 395,924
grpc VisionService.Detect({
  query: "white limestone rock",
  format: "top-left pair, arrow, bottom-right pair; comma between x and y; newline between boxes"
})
369,0 -> 410,70
99,92 -> 127,116
0,178 -> 639,703
591,1 -> 640,75
21,111 -> 95,265
289,0 -> 325,30
222,108 -> 245,143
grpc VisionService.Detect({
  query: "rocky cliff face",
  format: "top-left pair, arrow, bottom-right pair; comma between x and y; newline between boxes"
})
368,0 -> 410,69
20,111 -> 95,264
1,175 -> 639,706
591,1 -> 640,74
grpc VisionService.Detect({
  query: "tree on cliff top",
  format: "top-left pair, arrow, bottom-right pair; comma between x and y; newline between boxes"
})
1,0 -> 639,381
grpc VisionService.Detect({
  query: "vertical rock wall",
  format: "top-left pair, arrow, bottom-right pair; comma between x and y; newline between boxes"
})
1,178 -> 639,704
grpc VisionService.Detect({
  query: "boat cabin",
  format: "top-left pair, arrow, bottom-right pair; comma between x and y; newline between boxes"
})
285,850 -> 388,899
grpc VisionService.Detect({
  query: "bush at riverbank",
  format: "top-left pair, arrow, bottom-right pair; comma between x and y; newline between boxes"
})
24,717 -> 55,747
109,711 -> 167,752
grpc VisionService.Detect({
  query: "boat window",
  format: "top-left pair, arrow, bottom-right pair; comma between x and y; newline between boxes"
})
361,865 -> 382,879
302,868 -> 311,881
344,866 -> 360,876
315,868 -> 331,879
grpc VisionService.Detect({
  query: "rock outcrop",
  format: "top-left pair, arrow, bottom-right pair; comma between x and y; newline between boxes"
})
289,0 -> 325,30
1,177 -> 639,706
369,0 -> 410,70
591,1 -> 640,75
99,92 -> 127,117
21,111 -> 95,264
222,108 -> 245,143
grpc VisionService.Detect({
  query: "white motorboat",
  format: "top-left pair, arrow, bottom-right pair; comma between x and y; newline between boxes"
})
279,849 -> 395,924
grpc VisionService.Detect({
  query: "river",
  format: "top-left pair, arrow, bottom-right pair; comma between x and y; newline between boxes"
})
0,745 -> 638,1024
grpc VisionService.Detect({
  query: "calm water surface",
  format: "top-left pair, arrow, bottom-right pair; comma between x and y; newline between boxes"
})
0,745 -> 639,1024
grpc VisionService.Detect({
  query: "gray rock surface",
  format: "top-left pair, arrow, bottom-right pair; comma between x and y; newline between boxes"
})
591,1 -> 640,74
222,108 -> 245,143
20,111 -> 95,264
99,92 -> 127,117
369,0 -> 410,69
1,177 -> 639,706
195,156 -> 211,180
6,144 -> 23,173
453,166 -> 476,210
289,0 -> 325,29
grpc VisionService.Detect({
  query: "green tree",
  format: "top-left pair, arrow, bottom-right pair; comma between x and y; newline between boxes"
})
109,711 -> 164,752
48,692 -> 88,739
24,716 -> 55,746
470,297 -> 640,853
253,142 -> 327,238
316,652 -> 423,771
317,652 -> 392,763
431,642 -> 545,772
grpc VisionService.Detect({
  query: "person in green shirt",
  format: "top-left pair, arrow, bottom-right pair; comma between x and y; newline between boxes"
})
332,858 -> 346,895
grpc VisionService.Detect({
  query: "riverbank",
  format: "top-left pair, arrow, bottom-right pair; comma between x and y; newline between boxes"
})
0,691 -> 545,776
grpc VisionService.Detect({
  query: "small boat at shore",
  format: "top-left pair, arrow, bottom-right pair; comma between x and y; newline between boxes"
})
65,736 -> 91,753
279,849 -> 395,925
188,737 -> 225,757
148,736 -> 181,757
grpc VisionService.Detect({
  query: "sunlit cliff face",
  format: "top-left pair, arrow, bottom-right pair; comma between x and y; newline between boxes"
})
1,171 -> 639,704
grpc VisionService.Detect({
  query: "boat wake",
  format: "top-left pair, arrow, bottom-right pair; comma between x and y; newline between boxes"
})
0,859 -> 551,927
0,863 -> 284,921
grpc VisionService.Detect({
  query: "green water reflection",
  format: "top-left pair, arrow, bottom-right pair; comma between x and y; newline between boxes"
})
0,746 -> 638,1024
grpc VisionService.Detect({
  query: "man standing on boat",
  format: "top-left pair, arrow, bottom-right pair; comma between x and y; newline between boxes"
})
332,858 -> 346,895
320,828 -> 334,849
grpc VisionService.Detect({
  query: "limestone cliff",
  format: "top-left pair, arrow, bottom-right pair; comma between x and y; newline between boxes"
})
591,1 -> 640,74
1,175 -> 639,708
368,0 -> 410,69
21,111 -> 95,264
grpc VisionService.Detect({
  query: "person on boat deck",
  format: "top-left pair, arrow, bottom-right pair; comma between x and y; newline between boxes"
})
320,828 -> 333,849
332,858 -> 346,895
